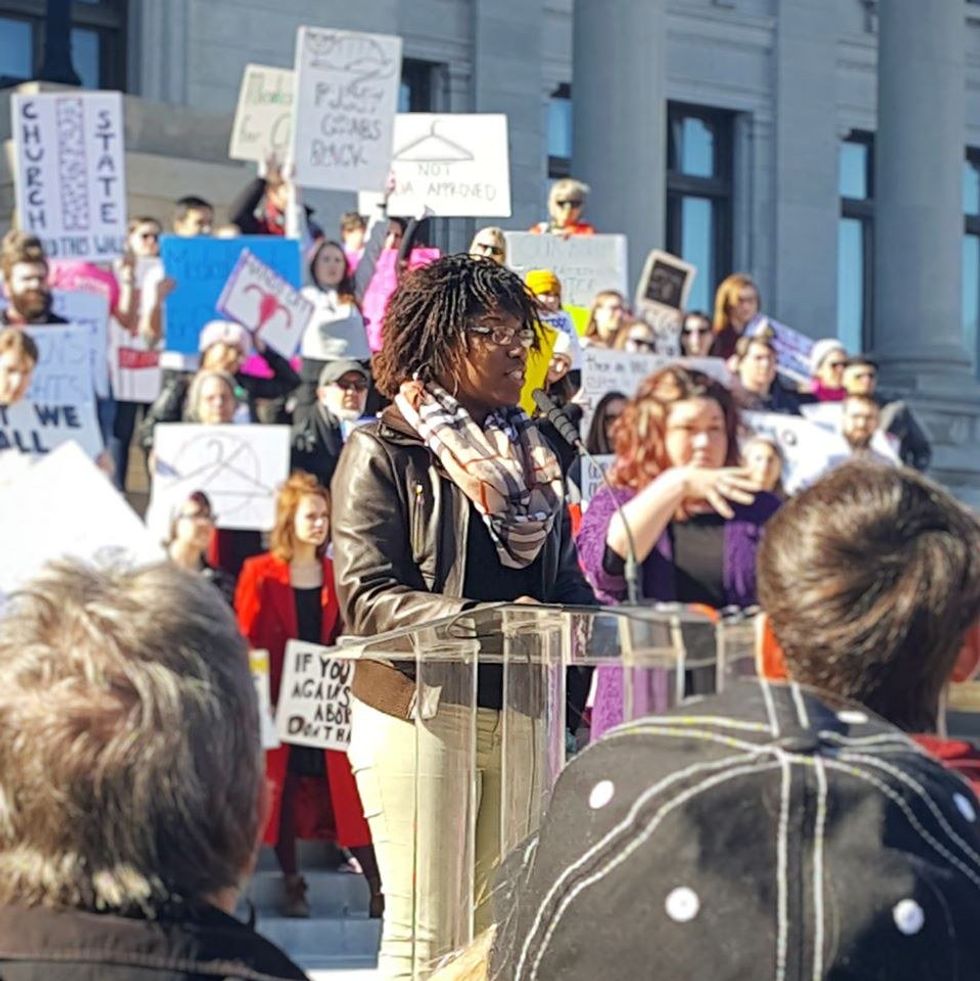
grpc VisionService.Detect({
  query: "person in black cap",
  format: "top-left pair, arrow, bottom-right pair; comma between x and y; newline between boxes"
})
291,359 -> 370,489
488,677 -> 980,980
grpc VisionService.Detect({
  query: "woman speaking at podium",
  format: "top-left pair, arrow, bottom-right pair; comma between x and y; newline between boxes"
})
330,255 -> 594,978
576,366 -> 781,738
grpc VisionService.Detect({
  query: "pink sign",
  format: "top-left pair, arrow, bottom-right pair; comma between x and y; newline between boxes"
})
362,248 -> 440,352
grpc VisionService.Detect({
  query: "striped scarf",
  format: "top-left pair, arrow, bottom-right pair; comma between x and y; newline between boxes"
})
395,380 -> 564,569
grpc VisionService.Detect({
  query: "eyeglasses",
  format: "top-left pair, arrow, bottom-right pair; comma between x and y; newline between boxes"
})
556,199 -> 583,208
629,339 -> 657,351
335,378 -> 369,392
468,324 -> 536,348
682,326 -> 712,336
475,243 -> 504,256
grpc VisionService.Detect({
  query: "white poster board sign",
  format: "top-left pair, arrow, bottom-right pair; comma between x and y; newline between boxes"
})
799,402 -> 902,463
0,442 -> 162,598
387,113 -> 511,217
504,233 -> 628,311
12,91 -> 127,260
217,248 -> 315,357
51,289 -> 110,399
230,64 -> 295,163
149,423 -> 290,533
250,649 -> 281,750
290,26 -> 402,192
743,411 -> 849,494
276,639 -> 353,751
579,348 -> 733,436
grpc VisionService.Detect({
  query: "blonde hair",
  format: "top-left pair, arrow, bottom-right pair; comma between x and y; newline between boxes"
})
0,560 -> 261,912
469,226 -> 507,264
712,273 -> 759,334
548,178 -> 590,214
184,369 -> 238,422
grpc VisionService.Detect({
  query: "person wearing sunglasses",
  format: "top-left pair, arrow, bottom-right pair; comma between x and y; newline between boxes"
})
291,359 -> 371,488
809,338 -> 849,402
331,254 -> 595,977
843,354 -> 932,470
678,310 -> 713,357
469,226 -> 508,266
530,177 -> 596,237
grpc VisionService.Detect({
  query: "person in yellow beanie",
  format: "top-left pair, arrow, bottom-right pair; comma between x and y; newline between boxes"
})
525,268 -> 562,311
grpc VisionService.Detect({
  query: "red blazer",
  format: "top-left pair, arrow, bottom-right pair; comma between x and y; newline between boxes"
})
235,552 -> 341,702
235,552 -> 370,848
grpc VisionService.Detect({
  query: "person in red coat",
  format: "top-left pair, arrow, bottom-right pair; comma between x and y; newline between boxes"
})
236,471 -> 380,918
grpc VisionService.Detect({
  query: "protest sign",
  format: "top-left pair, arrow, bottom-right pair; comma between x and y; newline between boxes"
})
108,318 -> 161,403
51,288 -> 110,399
387,113 -> 511,217
0,441 -> 162,598
291,26 -> 402,192
217,249 -> 315,358
8,324 -> 102,458
250,649 -> 280,750
160,236 -> 302,355
12,91 -> 126,260
745,316 -> 815,385
504,233 -> 628,313
276,639 -> 353,751
743,411 -> 849,494
580,454 -> 614,510
579,348 -> 733,436
363,247 -> 441,352
635,250 -> 696,318
230,64 -> 295,162
149,423 -> 290,533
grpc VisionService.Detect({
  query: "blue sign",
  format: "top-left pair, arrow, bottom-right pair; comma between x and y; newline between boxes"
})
160,236 -> 302,354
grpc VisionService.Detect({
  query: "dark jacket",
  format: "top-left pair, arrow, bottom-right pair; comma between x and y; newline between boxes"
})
332,406 -> 595,639
228,176 -> 324,240
0,307 -> 68,326
877,393 -> 932,471
0,902 -> 308,980
291,402 -> 345,488
330,406 -> 597,723
737,377 -> 808,416
138,349 -> 300,450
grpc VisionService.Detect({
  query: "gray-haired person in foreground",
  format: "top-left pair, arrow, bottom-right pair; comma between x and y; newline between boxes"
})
0,560 -> 309,981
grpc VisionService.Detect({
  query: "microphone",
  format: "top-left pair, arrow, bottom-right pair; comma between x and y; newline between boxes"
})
532,389 -> 642,605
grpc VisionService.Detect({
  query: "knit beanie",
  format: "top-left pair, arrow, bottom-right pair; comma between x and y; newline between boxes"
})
525,269 -> 562,297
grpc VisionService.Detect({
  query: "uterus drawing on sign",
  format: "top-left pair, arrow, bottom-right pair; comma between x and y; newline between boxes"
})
244,284 -> 293,336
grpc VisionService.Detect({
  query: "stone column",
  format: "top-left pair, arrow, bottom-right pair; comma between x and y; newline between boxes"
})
572,0 -> 667,288
873,0 -> 972,379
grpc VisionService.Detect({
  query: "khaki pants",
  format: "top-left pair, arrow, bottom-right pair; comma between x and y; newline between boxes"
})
348,697 -> 540,980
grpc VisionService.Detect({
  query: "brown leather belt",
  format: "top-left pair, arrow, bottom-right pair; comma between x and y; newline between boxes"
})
351,659 -> 417,721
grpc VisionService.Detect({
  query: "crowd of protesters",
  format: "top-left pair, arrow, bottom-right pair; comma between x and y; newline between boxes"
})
1,153 -> 970,981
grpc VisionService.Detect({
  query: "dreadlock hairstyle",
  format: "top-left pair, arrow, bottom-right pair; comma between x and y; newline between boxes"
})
373,254 -> 544,399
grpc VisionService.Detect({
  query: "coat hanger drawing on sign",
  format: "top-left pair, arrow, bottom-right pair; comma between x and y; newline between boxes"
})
392,120 -> 475,164
172,434 -> 275,501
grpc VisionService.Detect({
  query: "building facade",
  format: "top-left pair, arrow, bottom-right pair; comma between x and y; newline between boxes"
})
1,0 -> 979,498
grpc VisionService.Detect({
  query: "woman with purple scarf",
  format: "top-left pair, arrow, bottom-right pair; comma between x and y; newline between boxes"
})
576,366 -> 781,738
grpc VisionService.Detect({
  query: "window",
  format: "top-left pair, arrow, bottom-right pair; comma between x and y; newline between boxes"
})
399,59 -> 437,112
964,150 -> 980,373
548,83 -> 572,179
0,0 -> 127,90
665,103 -> 734,314
837,131 -> 874,353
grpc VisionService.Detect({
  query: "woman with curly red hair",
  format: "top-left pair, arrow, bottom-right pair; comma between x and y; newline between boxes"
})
576,366 -> 781,737
235,472 -> 380,919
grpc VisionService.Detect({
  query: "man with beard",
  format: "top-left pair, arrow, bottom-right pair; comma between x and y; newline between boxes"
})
291,359 -> 369,488
0,232 -> 66,326
840,392 -> 895,464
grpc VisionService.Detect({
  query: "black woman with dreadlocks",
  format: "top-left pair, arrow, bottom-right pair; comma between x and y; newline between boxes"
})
330,254 -> 596,978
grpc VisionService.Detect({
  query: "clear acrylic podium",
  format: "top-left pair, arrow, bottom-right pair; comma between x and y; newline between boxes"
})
328,603 -> 757,978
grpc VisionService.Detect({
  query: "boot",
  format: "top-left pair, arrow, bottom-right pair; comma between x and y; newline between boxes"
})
349,844 -> 384,919
281,874 -> 310,918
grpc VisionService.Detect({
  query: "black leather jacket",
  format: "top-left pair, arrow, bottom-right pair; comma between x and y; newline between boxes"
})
331,406 -> 596,640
